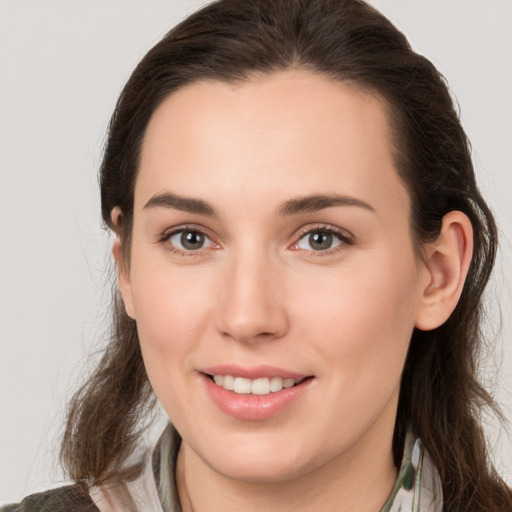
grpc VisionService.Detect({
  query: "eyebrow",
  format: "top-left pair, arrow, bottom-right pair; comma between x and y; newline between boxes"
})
143,192 -> 375,216
144,192 -> 215,215
278,194 -> 375,216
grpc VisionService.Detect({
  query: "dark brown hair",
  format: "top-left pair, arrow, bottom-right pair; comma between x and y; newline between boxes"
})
61,0 -> 512,510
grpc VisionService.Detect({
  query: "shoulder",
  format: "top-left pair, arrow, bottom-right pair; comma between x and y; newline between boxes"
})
0,484 -> 99,512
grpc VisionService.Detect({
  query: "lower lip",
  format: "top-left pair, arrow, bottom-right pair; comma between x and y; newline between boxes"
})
201,374 -> 313,421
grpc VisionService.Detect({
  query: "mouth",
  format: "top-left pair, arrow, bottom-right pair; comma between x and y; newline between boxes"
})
199,367 -> 315,420
205,374 -> 309,395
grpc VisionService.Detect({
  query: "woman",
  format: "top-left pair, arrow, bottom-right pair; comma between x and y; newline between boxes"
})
2,0 -> 510,510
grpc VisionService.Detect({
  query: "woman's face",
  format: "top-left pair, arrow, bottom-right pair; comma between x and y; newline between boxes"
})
118,70 -> 432,482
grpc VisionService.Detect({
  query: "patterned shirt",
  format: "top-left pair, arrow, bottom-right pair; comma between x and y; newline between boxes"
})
2,424 -> 443,511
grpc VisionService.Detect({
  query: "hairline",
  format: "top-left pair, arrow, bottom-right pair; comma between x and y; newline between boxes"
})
119,68 -> 423,263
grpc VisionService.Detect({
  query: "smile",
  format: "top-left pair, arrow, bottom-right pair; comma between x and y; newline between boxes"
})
201,368 -> 315,420
212,375 -> 305,395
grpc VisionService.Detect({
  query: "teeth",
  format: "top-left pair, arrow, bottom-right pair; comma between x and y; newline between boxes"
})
283,378 -> 295,388
270,376 -> 283,392
233,377 -> 252,394
251,378 -> 270,395
212,375 -> 303,395
223,375 -> 235,391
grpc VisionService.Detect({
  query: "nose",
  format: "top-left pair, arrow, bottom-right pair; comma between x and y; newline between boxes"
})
215,249 -> 289,344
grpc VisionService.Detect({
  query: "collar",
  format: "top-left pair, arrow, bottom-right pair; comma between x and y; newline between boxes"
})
90,423 -> 443,512
380,430 -> 443,511
153,424 -> 444,512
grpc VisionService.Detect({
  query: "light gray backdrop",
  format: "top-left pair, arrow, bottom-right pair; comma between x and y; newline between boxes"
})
1,0 -> 511,505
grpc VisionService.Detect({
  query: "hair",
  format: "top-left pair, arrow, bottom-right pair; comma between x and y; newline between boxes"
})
60,0 -> 512,510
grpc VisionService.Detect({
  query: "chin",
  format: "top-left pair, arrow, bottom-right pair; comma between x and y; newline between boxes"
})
214,456 -> 312,484
197,432 -> 321,484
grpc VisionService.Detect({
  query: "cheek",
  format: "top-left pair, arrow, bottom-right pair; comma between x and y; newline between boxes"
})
131,257 -> 213,337
128,260 -> 216,396
292,250 -> 419,385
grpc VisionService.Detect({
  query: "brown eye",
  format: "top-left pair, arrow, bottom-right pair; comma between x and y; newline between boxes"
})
297,229 -> 344,251
168,229 -> 212,251
309,232 -> 333,250
181,231 -> 205,250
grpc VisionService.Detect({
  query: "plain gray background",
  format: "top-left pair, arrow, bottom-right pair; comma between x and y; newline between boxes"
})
1,0 -> 511,505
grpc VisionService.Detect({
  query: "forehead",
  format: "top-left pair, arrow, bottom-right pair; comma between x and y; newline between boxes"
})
137,70 -> 408,218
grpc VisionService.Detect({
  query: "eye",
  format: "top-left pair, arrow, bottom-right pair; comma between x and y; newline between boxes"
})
167,229 -> 216,251
296,228 -> 349,252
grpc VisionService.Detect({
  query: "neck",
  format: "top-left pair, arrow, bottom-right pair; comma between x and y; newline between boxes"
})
176,421 -> 398,512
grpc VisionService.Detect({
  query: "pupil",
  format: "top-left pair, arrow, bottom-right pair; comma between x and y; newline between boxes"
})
181,231 -> 204,250
309,231 -> 332,250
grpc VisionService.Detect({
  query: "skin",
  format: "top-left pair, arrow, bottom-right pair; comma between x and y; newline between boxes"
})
113,70 -> 473,512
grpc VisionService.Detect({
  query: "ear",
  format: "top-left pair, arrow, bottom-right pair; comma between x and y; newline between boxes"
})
111,207 -> 136,320
415,211 -> 473,331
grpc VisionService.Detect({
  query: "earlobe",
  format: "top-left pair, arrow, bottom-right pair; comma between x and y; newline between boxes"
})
415,211 -> 473,331
110,207 -> 136,320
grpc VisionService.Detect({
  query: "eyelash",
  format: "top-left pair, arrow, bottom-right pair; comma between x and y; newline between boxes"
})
292,224 -> 354,257
159,224 -> 354,257
159,225 -> 218,258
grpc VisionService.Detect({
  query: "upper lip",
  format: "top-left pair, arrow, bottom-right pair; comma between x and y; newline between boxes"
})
199,364 -> 310,380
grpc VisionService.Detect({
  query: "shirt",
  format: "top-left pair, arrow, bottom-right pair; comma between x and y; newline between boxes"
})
1,424 -> 443,511
89,424 -> 443,512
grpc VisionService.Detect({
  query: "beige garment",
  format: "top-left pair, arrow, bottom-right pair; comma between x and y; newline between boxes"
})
89,450 -> 164,512
88,424 -> 443,512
